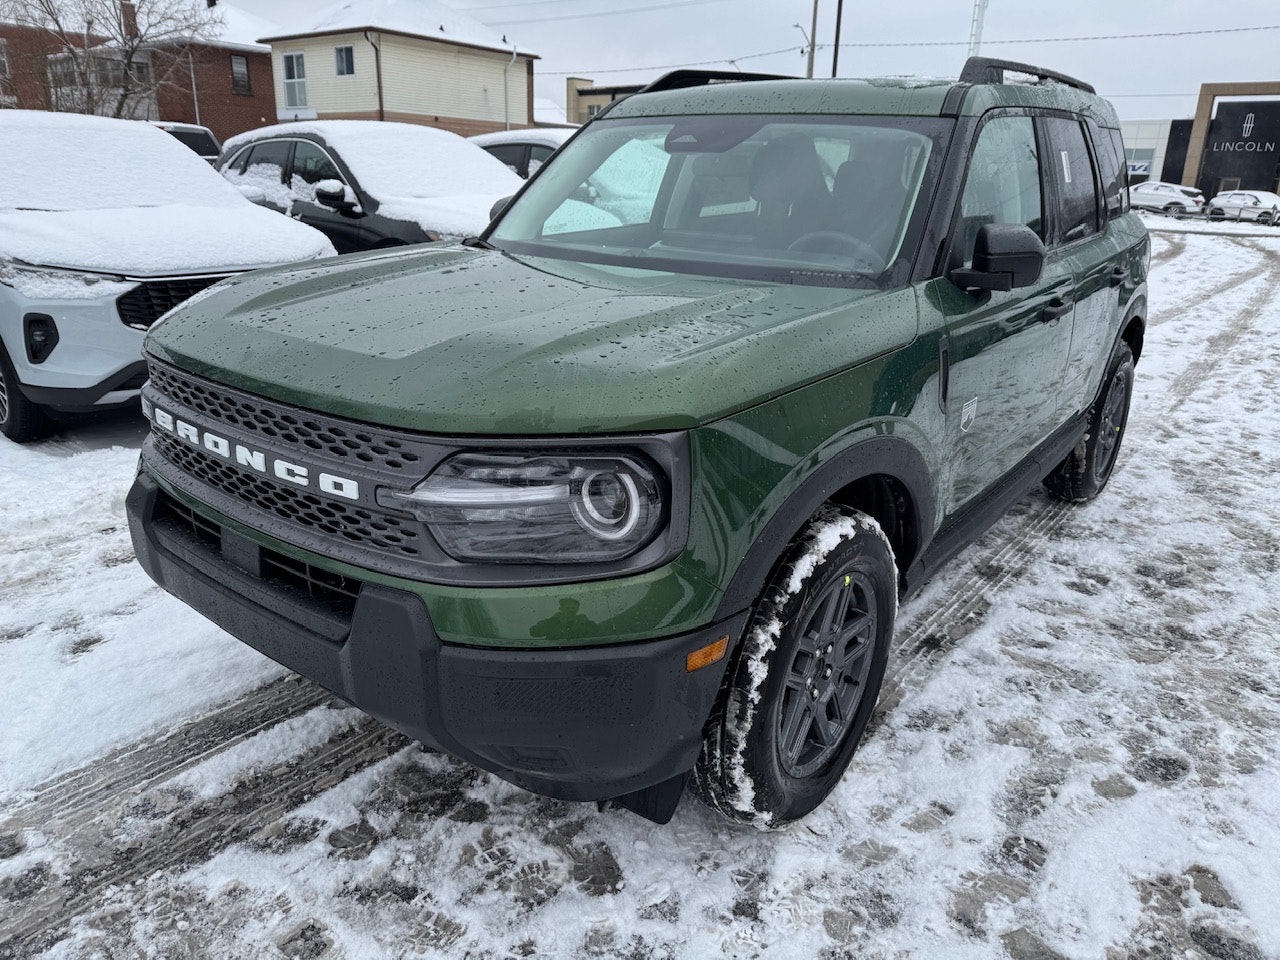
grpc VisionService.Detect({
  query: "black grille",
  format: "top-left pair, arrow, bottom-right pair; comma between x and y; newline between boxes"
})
147,362 -> 423,473
153,433 -> 423,558
117,277 -> 230,330
154,490 -> 360,617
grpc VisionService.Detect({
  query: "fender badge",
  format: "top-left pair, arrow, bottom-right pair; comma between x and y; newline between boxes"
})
961,397 -> 978,433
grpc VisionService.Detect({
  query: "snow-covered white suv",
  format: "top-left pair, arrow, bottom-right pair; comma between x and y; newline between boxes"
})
0,111 -> 334,443
1127,180 -> 1204,217
1206,189 -> 1280,224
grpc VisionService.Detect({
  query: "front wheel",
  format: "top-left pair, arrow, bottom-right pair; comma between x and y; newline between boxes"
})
1044,341 -> 1134,502
691,505 -> 896,828
0,341 -> 54,443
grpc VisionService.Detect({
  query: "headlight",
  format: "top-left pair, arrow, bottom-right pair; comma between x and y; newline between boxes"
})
0,260 -> 134,300
377,451 -> 666,563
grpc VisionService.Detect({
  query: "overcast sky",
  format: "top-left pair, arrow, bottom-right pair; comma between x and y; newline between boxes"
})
255,0 -> 1280,121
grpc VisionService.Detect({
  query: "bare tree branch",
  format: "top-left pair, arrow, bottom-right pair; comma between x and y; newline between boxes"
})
4,0 -> 221,118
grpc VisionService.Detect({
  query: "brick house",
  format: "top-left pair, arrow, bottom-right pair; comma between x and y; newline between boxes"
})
0,4 -> 276,143
150,4 -> 279,142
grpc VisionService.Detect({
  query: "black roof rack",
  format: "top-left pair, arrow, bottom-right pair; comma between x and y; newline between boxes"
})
958,56 -> 1095,95
636,69 -> 794,95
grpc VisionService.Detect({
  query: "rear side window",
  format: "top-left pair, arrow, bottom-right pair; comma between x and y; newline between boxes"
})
529,144 -> 556,175
958,115 -> 1043,266
484,143 -> 526,175
1089,121 -> 1127,220
244,139 -> 291,182
1042,117 -> 1101,243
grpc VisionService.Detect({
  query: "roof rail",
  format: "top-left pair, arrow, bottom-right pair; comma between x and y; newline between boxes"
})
958,56 -> 1095,95
637,69 -> 794,95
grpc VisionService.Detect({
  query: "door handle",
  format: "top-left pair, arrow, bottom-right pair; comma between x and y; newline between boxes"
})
1109,267 -> 1130,288
1042,297 -> 1071,323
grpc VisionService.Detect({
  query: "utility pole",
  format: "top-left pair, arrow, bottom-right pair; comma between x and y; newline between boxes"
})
807,0 -> 819,79
831,0 -> 845,77
968,0 -> 989,57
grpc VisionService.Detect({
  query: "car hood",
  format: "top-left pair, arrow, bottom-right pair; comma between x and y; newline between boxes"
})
0,204 -> 335,275
145,245 -> 919,434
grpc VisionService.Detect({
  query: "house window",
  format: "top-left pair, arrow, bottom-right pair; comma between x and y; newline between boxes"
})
0,40 -> 10,79
335,45 -> 354,77
586,104 -> 601,117
282,52 -> 307,108
230,54 -> 251,95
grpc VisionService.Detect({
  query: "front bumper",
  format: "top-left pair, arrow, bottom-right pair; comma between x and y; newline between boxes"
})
0,287 -> 147,410
127,471 -> 745,814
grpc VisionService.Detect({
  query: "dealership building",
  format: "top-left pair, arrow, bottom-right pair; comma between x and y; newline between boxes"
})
1121,81 -> 1280,197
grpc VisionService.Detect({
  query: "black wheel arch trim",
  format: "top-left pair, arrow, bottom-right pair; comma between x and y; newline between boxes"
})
712,435 -> 936,622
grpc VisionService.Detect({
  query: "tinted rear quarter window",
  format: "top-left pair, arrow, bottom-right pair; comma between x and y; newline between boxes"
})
1089,122 -> 1127,219
1042,117 -> 1100,243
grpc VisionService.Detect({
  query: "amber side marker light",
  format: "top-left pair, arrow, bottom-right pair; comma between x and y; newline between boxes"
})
686,636 -> 729,673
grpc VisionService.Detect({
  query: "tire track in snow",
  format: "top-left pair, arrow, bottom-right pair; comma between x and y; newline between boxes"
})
0,717 -> 408,960
1162,261 -> 1278,412
1149,231 -> 1185,264
0,675 -> 331,834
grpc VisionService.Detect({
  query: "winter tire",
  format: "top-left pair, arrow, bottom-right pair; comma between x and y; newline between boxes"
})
692,505 -> 896,828
1043,340 -> 1134,502
0,340 -> 54,443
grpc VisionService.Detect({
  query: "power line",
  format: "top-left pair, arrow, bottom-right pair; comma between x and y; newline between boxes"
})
541,45 -> 800,76
831,23 -> 1280,48
487,0 -> 732,26
544,23 -> 1280,78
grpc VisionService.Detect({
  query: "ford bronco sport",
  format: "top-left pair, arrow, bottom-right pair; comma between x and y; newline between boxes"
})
128,58 -> 1148,827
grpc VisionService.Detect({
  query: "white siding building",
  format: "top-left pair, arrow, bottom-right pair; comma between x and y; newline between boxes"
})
260,0 -> 537,136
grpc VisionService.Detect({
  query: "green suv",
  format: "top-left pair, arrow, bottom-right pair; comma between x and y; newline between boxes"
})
127,58 -> 1147,827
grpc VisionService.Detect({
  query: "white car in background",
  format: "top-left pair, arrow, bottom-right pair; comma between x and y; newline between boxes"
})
469,127 -> 576,179
1127,180 -> 1205,217
1206,189 -> 1280,224
0,111 -> 335,443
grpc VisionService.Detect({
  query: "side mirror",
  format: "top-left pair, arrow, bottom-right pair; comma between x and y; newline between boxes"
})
489,196 -> 513,221
314,179 -> 358,211
950,223 -> 1045,292
236,184 -> 267,205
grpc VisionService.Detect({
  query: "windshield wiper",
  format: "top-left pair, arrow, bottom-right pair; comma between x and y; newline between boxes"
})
461,236 -> 495,250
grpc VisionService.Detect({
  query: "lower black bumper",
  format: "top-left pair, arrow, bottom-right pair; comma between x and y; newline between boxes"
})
22,361 -> 148,413
127,472 -> 744,819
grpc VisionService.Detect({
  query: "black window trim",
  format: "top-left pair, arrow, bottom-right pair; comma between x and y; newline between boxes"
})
936,107 -> 1047,278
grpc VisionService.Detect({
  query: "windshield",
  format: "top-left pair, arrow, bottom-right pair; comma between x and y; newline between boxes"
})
489,114 -> 950,287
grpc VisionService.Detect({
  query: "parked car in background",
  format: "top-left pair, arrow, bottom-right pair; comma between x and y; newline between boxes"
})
1206,189 -> 1280,224
151,121 -> 221,163
0,111 -> 335,443
1127,180 -> 1204,217
469,127 -> 575,178
216,121 -> 525,252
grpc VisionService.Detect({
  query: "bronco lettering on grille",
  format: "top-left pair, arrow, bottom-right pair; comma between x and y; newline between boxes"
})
142,397 -> 361,501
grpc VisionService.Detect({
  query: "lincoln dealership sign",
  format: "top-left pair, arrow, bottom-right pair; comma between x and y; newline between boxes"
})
1211,111 -> 1276,153
1199,102 -> 1280,193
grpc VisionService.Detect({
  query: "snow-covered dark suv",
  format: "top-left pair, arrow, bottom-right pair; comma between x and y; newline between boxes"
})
129,58 -> 1148,827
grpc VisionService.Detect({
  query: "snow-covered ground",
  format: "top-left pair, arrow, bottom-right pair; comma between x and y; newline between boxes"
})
1,229 -> 1278,959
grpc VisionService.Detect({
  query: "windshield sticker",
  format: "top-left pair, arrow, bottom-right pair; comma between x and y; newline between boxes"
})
1061,150 -> 1072,184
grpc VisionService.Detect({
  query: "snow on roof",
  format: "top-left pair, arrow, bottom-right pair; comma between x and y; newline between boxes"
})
207,3 -> 282,53
532,98 -> 572,127
259,0 -> 536,57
